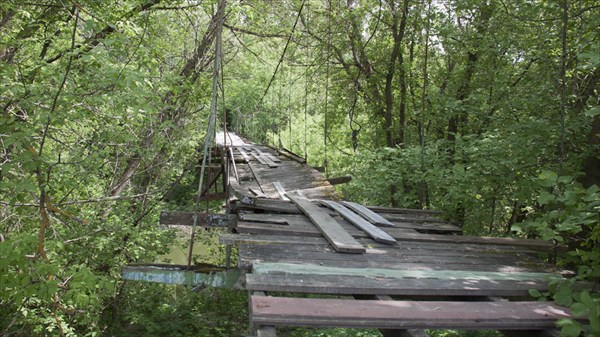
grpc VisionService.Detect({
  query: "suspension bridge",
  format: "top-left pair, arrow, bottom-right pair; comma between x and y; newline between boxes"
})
122,130 -> 588,337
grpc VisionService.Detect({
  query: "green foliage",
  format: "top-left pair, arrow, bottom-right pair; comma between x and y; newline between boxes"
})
108,284 -> 248,337
516,173 -> 600,337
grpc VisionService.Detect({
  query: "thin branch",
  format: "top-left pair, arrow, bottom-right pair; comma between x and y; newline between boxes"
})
0,194 -> 149,207
223,23 -> 288,39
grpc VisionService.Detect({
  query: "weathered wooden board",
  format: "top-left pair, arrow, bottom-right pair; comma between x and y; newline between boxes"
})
251,152 -> 269,165
238,239 -> 547,267
242,245 -> 554,272
245,273 -> 552,297
236,148 -> 251,163
222,233 -> 542,257
320,200 -> 396,244
272,181 -> 289,201
235,211 -> 556,251
123,265 -> 241,288
160,211 -> 237,227
326,175 -> 352,185
236,210 -> 461,234
365,205 -> 443,215
286,194 -> 365,253
250,296 -> 573,329
342,201 -> 395,227
250,262 -> 560,281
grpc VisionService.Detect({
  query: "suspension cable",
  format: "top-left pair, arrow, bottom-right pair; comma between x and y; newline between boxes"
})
419,0 -> 432,208
257,0 -> 307,108
323,0 -> 332,176
187,0 -> 225,269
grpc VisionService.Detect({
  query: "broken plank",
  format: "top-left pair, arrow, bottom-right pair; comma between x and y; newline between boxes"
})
342,201 -> 395,227
272,181 -> 289,201
320,200 -> 396,245
250,296 -> 574,330
160,211 -> 237,227
286,194 -> 365,254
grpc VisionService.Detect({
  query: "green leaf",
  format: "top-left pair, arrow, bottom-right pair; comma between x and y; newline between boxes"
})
584,106 -> 600,117
528,289 -> 543,298
571,303 -> 590,317
557,318 -> 582,337
538,191 -> 556,205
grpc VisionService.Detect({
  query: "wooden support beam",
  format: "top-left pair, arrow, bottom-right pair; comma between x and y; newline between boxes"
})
320,200 -> 396,244
160,211 -> 237,227
342,201 -> 395,227
286,194 -> 365,254
326,175 -> 352,185
251,291 -> 278,337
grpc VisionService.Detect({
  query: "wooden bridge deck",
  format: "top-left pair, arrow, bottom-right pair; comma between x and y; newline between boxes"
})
127,132 -> 582,336
217,133 -> 572,336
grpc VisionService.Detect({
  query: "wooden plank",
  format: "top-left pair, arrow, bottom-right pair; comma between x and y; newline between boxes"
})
237,148 -> 251,163
159,211 -> 237,227
245,273 -> 552,297
251,152 -> 269,165
250,296 -> 573,330
320,200 -> 396,244
238,213 -> 289,225
223,233 -> 542,257
249,188 -> 267,198
219,234 -> 327,246
272,182 -> 289,201
342,201 -> 396,227
254,147 -> 282,163
122,265 -> 241,288
239,241 -> 552,270
262,156 -> 279,168
238,243 -> 552,272
232,210 -> 548,249
272,146 -> 306,164
366,205 -> 443,215
326,175 -> 352,185
265,154 -> 281,163
238,199 -> 301,213
372,296 -> 430,337
251,262 -> 561,282
286,194 -> 365,254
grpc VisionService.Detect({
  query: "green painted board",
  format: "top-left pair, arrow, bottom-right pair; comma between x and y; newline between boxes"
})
252,262 -> 562,282
122,265 -> 242,288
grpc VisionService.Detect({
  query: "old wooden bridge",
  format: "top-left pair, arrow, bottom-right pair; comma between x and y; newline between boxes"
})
123,131 -> 580,337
